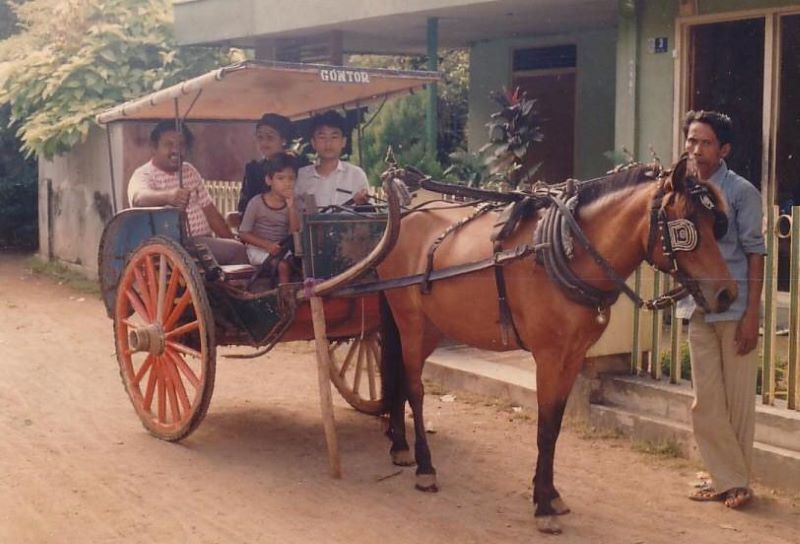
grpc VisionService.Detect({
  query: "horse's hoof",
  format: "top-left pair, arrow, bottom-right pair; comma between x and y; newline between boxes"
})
551,497 -> 571,516
391,449 -> 415,467
414,473 -> 439,492
536,516 -> 562,535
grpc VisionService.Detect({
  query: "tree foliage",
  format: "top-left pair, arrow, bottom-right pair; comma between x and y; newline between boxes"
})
0,0 -> 231,158
349,50 -> 468,179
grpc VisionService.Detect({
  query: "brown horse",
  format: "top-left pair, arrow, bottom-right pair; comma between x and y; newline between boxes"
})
376,157 -> 736,534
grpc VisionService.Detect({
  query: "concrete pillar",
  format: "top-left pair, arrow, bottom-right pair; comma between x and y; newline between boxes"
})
614,0 -> 639,157
426,17 -> 439,157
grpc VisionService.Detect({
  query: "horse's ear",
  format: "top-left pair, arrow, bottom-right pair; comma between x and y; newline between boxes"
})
667,154 -> 690,193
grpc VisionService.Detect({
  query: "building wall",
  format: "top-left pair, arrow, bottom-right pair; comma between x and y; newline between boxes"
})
468,27 -> 617,180
629,0 -> 797,164
38,121 -> 256,278
38,126 -> 115,279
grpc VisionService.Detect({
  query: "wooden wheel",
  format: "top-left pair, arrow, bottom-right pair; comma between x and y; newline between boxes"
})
113,236 -> 215,441
328,331 -> 384,415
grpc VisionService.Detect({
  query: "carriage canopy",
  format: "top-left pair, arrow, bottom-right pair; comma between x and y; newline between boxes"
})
96,60 -> 439,124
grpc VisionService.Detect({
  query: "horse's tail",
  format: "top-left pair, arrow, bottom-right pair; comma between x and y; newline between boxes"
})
379,292 -> 405,416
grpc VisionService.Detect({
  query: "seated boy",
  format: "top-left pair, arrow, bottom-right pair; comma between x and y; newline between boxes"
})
238,152 -> 300,284
295,110 -> 370,209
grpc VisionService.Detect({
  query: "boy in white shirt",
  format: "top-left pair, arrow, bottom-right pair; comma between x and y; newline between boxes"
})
295,110 -> 369,209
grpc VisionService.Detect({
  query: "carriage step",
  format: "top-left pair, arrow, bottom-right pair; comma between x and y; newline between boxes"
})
220,264 -> 257,280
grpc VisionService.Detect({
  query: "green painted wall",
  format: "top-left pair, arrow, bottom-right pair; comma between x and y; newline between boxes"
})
629,0 -> 798,164
468,28 -> 617,180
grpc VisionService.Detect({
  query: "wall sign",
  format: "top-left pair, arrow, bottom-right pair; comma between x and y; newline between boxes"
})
647,37 -> 669,54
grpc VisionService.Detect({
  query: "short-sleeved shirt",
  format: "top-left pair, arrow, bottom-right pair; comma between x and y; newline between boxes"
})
239,195 -> 290,246
128,160 -> 213,237
675,161 -> 766,322
295,160 -> 369,209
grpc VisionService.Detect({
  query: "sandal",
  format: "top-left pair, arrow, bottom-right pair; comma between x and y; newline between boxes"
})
723,487 -> 752,509
688,486 -> 725,502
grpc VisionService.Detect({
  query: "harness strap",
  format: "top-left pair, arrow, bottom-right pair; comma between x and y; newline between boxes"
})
493,241 -> 529,350
328,243 -> 543,298
552,194 -> 644,307
421,204 -> 496,294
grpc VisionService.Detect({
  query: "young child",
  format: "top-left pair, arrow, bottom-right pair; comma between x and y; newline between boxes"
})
238,152 -> 300,284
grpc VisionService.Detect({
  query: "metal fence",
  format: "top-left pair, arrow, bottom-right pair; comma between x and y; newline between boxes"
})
633,204 -> 800,411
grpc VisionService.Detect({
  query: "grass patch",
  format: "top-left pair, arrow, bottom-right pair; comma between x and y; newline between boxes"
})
569,421 -> 624,440
28,257 -> 100,296
631,438 -> 683,459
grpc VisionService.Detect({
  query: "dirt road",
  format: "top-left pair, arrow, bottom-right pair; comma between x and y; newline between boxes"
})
0,253 -> 798,543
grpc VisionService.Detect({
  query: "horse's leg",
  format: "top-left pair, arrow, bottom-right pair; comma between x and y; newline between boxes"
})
531,348 -> 586,534
380,295 -> 414,466
401,321 -> 440,492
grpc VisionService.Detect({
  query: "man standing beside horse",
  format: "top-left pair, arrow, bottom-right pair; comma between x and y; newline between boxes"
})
678,110 -> 766,509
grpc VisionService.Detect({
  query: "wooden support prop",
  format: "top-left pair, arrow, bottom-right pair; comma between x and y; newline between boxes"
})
309,295 -> 342,478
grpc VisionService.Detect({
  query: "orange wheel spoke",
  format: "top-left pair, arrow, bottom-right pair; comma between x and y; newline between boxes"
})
165,320 -> 199,339
133,355 -> 155,388
144,254 -> 159,320
132,265 -> 155,320
142,358 -> 158,411
163,355 -> 192,413
163,291 -> 192,331
166,349 -> 200,389
125,288 -> 151,323
157,358 -> 167,422
164,364 -> 181,424
167,340 -> 201,359
162,262 -> 181,324
156,255 -> 168,323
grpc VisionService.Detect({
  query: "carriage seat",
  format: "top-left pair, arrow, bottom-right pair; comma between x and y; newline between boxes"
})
220,263 -> 257,281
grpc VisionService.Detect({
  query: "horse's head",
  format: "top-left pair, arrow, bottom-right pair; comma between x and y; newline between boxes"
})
646,156 -> 738,313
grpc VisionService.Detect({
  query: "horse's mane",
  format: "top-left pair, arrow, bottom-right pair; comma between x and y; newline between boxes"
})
576,164 -> 661,208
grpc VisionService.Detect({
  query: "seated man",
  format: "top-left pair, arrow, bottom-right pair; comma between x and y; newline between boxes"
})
295,110 -> 370,209
127,120 -> 248,265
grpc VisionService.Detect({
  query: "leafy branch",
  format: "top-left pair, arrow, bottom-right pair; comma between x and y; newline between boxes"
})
0,0 -> 233,159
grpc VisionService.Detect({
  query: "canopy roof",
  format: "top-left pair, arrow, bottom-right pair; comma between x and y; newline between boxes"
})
96,60 -> 439,124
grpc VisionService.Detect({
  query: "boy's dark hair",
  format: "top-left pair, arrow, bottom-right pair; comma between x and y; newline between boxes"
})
309,110 -> 346,136
256,113 -> 294,141
150,120 -> 194,148
682,110 -> 734,147
265,152 -> 299,178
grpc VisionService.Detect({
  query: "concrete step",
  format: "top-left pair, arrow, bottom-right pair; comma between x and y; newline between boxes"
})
599,375 -> 800,453
423,347 -> 538,410
600,375 -> 694,425
589,403 -> 800,492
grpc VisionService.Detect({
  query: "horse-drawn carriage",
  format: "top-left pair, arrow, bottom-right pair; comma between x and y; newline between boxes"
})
96,61 -> 436,467
97,60 -> 738,534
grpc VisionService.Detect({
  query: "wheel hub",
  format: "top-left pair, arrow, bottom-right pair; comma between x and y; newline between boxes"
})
128,324 -> 166,355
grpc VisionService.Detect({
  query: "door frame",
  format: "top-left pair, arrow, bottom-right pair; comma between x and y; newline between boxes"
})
673,5 -> 800,212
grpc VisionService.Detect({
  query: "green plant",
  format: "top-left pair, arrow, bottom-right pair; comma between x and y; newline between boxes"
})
0,103 -> 38,248
632,438 -> 683,459
0,0 -> 232,159
659,340 -> 692,380
356,93 -> 443,184
441,88 -> 543,190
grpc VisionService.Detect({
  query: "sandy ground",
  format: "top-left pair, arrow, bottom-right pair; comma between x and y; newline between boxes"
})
0,252 -> 798,544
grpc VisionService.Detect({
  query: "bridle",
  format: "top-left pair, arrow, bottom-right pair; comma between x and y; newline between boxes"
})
537,168 -> 727,316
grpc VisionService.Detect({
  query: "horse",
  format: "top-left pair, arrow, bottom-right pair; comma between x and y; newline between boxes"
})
376,156 -> 737,534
